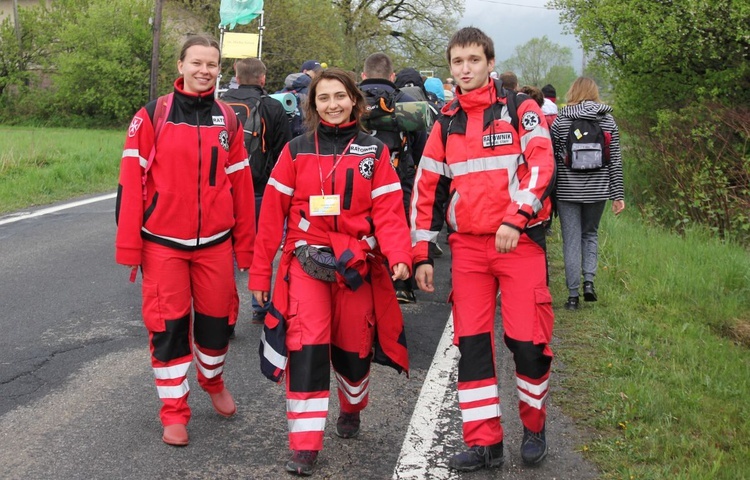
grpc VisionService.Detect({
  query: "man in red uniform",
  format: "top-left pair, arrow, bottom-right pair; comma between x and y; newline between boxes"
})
411,27 -> 556,471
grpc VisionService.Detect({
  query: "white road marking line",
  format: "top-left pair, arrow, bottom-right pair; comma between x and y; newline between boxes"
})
0,193 -> 116,226
393,314 -> 459,479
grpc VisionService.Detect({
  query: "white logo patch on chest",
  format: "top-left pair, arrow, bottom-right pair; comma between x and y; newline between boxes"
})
482,132 -> 513,147
219,130 -> 230,151
350,144 -> 378,155
521,111 -> 541,131
128,117 -> 143,138
213,115 -> 226,126
359,157 -> 375,179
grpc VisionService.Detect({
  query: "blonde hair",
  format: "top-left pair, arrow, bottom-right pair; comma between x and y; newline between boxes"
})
565,77 -> 601,105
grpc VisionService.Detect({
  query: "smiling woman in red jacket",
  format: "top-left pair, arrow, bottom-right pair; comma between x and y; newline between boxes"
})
250,68 -> 412,476
115,34 -> 255,447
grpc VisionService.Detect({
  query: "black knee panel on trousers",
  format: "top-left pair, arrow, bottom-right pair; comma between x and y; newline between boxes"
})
504,334 -> 552,379
152,313 -> 191,363
331,344 -> 371,383
458,333 -> 496,382
289,344 -> 331,393
194,311 -> 230,350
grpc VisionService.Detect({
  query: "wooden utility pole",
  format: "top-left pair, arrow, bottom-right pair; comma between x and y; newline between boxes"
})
149,0 -> 164,101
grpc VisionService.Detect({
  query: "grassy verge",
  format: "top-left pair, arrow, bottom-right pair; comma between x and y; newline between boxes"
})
0,126 -> 123,214
548,211 -> 750,479
2,126 -> 749,478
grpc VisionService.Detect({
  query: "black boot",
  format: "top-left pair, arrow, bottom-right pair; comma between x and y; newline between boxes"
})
564,296 -> 579,310
447,441 -> 504,472
583,281 -> 597,302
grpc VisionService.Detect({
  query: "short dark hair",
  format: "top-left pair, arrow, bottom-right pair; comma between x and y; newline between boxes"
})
446,27 -> 495,64
500,71 -> 518,91
179,34 -> 220,62
363,53 -> 393,80
304,68 -> 367,133
235,58 -> 266,85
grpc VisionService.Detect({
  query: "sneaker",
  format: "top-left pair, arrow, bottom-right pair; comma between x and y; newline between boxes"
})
395,289 -> 417,304
521,426 -> 548,465
583,281 -> 598,302
335,411 -> 361,438
447,442 -> 504,472
430,242 -> 443,257
252,311 -> 266,324
564,296 -> 579,310
285,450 -> 318,476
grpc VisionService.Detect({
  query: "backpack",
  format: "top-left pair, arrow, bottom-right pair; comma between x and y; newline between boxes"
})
224,96 -> 274,183
564,117 -> 612,171
360,87 -> 409,169
145,93 -> 237,200
288,90 -> 306,137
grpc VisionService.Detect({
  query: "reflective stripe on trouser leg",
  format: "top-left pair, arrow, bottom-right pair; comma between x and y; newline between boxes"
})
332,345 -> 372,413
287,344 -> 331,451
505,335 -> 553,432
457,333 -> 502,446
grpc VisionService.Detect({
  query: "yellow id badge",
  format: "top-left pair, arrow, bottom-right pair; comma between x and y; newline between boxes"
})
309,195 -> 341,216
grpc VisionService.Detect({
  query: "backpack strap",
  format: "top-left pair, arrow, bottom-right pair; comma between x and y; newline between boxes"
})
216,99 -> 238,145
144,93 -> 173,200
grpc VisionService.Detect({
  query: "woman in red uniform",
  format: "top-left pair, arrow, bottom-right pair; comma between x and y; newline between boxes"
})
249,68 -> 411,476
115,35 -> 255,447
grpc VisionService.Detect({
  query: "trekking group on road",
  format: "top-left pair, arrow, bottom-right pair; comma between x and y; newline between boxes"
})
115,25 -> 624,477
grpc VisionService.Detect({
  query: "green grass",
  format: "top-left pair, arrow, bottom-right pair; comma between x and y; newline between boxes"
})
2,126 -> 749,478
0,126 -> 123,214
548,211 -> 750,479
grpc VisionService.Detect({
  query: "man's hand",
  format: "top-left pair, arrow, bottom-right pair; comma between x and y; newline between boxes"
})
251,290 -> 268,306
612,199 -> 625,215
415,264 -> 435,293
495,224 -> 521,253
391,263 -> 410,281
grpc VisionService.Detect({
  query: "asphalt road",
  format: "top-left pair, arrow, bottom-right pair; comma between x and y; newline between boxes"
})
0,194 -> 600,479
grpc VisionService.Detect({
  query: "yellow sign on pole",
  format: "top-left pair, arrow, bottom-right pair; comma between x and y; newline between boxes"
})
222,32 -> 260,58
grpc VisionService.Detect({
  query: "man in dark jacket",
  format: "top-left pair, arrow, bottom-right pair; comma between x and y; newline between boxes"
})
221,57 -> 292,324
360,53 -> 427,304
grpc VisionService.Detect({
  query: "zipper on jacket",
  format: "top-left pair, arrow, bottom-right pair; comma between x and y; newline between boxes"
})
332,126 -> 340,232
195,102 -> 203,246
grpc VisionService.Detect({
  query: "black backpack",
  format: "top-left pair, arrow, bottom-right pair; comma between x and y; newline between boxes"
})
564,117 -> 611,171
225,96 -> 273,183
361,86 -> 410,170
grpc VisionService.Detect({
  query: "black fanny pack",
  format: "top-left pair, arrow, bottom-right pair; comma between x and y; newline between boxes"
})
294,245 -> 337,282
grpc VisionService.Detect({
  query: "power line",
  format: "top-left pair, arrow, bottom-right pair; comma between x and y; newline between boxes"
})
469,0 -> 555,10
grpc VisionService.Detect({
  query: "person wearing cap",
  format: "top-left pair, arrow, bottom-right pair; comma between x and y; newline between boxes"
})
301,60 -> 323,78
541,84 -> 558,126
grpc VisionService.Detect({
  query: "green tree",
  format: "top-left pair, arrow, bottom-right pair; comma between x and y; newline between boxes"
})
543,64 -> 577,102
500,35 -> 573,86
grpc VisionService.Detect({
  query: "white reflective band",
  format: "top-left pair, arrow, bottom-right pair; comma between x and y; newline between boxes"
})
461,403 -> 501,423
194,348 -> 226,366
141,228 -> 231,247
152,362 -> 191,380
372,182 -> 401,199
122,149 -> 147,168
338,382 -> 369,405
449,155 -> 517,176
419,156 -> 453,177
268,177 -> 294,196
520,127 -> 550,151
335,373 -> 370,396
458,384 -> 499,404
225,158 -> 249,175
411,229 -> 438,244
294,240 -> 308,248
514,190 -> 542,212
517,389 -> 548,410
528,165 -> 539,189
156,379 -> 190,399
195,361 -> 223,379
298,217 -> 310,232
362,235 -> 377,249
288,416 -> 326,433
287,398 -> 329,413
516,377 -> 550,396
447,192 -> 459,231
261,331 -> 288,370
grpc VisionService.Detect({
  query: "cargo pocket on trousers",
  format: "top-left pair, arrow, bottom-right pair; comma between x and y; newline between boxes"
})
285,300 -> 302,352
360,312 -> 375,358
141,281 -> 165,333
533,287 -> 554,345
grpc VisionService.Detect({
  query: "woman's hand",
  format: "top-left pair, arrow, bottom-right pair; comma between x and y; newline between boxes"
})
612,200 -> 625,215
391,263 -> 410,281
251,290 -> 269,306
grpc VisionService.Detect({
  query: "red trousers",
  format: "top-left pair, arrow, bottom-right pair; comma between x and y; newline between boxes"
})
284,259 -> 376,451
449,230 -> 554,447
141,240 -> 238,426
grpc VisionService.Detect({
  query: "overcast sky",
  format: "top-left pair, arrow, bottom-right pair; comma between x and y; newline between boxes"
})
459,0 -> 583,73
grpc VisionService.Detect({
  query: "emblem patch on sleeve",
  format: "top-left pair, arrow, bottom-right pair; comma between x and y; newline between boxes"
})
521,111 -> 541,131
359,157 -> 374,180
128,117 -> 143,138
219,130 -> 230,151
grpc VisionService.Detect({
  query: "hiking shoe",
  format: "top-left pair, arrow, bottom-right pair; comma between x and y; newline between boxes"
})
335,411 -> 361,438
583,281 -> 598,302
447,442 -> 504,472
564,296 -> 579,310
521,426 -> 548,465
395,289 -> 417,304
285,450 -> 318,476
430,242 -> 443,257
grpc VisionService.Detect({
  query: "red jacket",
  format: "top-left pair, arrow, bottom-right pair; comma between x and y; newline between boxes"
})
410,80 -> 555,265
115,79 -> 255,267
249,120 -> 412,292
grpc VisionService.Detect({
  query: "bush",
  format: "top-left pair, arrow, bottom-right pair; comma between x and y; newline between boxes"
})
625,101 -> 750,246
